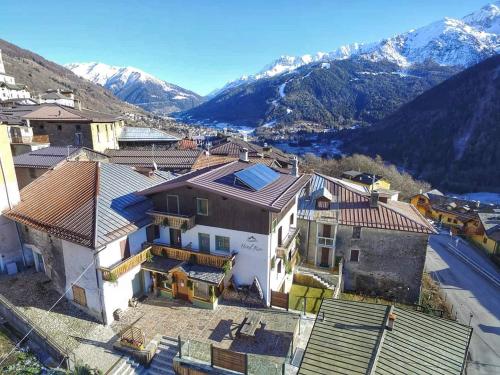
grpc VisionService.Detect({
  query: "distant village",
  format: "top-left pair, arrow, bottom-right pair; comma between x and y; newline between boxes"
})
0,47 -> 498,375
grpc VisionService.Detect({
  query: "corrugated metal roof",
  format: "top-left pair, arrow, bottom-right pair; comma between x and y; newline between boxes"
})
106,149 -> 201,170
299,299 -> 472,375
210,137 -> 291,164
117,126 -> 180,142
298,173 -> 435,234
22,104 -> 119,122
139,161 -> 310,212
13,146 -> 87,168
5,161 -> 172,248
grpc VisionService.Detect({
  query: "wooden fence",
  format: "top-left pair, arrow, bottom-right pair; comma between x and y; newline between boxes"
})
212,346 -> 247,374
270,290 -> 289,310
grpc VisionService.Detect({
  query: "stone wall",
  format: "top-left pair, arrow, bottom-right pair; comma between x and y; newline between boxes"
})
335,225 -> 428,303
19,225 -> 67,294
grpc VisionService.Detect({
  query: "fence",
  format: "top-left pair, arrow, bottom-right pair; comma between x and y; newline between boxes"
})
178,336 -> 284,375
0,293 -> 74,369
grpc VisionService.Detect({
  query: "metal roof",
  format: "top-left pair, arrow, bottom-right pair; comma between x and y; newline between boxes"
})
13,146 -> 108,169
5,161 -> 173,248
210,137 -> 291,164
22,104 -> 120,123
117,126 -> 180,142
298,173 -> 435,234
299,299 -> 472,375
139,161 -> 310,212
106,149 -> 202,171
234,163 -> 280,191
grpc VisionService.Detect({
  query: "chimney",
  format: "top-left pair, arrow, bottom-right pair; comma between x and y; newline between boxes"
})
291,156 -> 299,177
239,148 -> 249,162
242,133 -> 248,141
370,191 -> 380,208
476,200 -> 480,208
419,189 -> 423,194
386,312 -> 396,331
77,100 -> 82,111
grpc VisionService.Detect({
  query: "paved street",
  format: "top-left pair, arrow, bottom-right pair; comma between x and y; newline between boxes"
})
426,232 -> 500,375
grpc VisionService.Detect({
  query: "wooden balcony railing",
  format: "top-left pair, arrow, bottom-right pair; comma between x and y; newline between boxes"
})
11,135 -> 50,144
151,244 -> 235,269
277,227 -> 300,258
101,247 -> 151,281
148,210 -> 196,231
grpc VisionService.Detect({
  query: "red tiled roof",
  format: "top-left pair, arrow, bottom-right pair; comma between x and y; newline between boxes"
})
300,173 -> 435,234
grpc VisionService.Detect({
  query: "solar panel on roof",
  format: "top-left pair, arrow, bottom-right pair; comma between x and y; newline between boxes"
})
234,163 -> 279,191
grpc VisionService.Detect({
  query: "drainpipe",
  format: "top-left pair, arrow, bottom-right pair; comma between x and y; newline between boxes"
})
94,245 -> 108,325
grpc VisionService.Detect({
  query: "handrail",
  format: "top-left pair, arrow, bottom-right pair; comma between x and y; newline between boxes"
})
100,247 -> 151,281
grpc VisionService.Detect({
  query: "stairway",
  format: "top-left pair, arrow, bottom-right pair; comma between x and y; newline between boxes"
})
147,336 -> 178,375
296,267 -> 337,290
108,357 -> 147,375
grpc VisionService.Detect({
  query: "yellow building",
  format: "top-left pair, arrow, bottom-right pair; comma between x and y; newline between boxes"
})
0,125 -> 23,271
410,190 -> 478,230
341,170 -> 391,191
466,213 -> 500,255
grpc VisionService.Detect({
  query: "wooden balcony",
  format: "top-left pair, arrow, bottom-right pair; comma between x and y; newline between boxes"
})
151,244 -> 235,269
101,247 -> 151,281
277,227 -> 300,258
10,134 -> 50,144
148,210 -> 196,231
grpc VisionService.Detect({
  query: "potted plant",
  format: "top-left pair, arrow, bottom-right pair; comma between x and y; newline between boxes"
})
107,272 -> 118,284
270,256 -> 276,270
222,260 -> 232,275
180,221 -> 188,232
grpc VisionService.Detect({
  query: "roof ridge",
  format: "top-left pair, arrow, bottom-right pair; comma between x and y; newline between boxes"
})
317,172 -> 370,199
380,200 -> 435,233
270,173 -> 309,208
367,305 -> 392,375
92,162 -> 101,249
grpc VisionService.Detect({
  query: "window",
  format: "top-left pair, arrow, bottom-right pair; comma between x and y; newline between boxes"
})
453,219 -> 458,224
97,125 -> 101,142
166,195 -> 179,214
194,282 -> 209,299
447,218 -> 452,223
272,219 -> 277,232
29,168 -> 37,179
196,198 -> 208,216
76,125 -> 81,131
277,259 -> 282,274
120,238 -> 130,260
483,236 -> 488,244
72,285 -> 87,307
215,236 -> 230,253
290,213 -> 294,226
146,225 -> 160,242
316,198 -> 330,210
74,133 -> 82,146
418,197 -> 426,205
57,125 -> 62,131
352,226 -> 361,239
39,125 -> 44,130
198,233 -> 210,253
318,237 -> 334,246
350,249 -> 360,262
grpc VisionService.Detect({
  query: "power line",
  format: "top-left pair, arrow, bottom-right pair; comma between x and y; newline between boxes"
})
0,258 -> 97,367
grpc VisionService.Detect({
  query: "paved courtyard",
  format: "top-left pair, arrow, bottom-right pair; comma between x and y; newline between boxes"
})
112,295 -> 300,363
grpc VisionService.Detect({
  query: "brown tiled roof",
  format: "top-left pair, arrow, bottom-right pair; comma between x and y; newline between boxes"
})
5,161 -> 167,248
22,104 -> 120,122
106,149 -> 202,171
299,173 -> 435,234
139,161 -> 310,212
210,137 -> 291,164
179,138 -> 198,150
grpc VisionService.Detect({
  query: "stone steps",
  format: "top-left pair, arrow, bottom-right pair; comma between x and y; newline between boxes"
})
146,336 -> 178,375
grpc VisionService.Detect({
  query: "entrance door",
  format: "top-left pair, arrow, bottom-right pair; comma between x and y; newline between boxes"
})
170,228 -> 182,248
320,247 -> 330,267
199,233 -> 210,253
175,272 -> 189,300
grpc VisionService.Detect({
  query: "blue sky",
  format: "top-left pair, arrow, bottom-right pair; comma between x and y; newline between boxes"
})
0,0 -> 490,95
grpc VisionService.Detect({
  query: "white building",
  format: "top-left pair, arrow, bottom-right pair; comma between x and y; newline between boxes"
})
5,161 -> 174,324
0,49 -> 31,101
139,152 -> 309,305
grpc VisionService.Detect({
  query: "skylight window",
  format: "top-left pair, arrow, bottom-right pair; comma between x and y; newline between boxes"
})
234,164 -> 279,191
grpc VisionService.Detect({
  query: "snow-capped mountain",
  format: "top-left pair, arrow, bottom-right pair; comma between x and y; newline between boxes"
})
214,2 -> 499,95
65,62 -> 202,114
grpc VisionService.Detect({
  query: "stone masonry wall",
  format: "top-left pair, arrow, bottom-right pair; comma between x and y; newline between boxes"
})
335,225 -> 428,303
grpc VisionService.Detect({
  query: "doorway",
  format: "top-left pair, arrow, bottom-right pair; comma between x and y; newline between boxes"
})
175,272 -> 189,301
278,226 -> 283,246
199,233 -> 210,253
170,228 -> 182,248
320,247 -> 330,267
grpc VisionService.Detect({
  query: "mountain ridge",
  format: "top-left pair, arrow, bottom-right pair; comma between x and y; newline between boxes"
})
66,62 -> 203,115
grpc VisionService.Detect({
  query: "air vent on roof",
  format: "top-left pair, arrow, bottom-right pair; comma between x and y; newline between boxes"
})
234,163 -> 279,191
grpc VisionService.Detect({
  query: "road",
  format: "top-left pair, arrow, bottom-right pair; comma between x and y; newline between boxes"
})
426,231 -> 500,375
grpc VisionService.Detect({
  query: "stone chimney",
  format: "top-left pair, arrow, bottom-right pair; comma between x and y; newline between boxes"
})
370,191 -> 380,208
239,148 -> 249,162
291,156 -> 299,177
242,133 -> 248,141
386,312 -> 396,331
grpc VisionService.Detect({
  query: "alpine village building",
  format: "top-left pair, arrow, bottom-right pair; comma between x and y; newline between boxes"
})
138,151 -> 309,306
298,173 -> 435,303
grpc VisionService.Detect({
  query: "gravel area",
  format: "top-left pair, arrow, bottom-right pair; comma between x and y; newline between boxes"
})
0,269 -> 120,372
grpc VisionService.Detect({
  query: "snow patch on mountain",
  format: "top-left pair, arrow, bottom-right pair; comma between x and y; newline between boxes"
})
213,2 -> 499,95
66,62 -> 202,114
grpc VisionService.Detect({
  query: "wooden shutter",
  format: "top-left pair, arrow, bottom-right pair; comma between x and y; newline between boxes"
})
120,238 -> 130,259
72,285 -> 87,307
